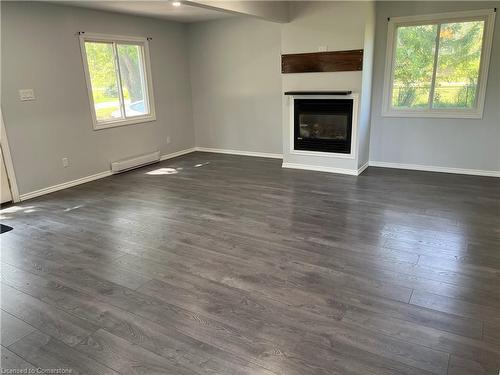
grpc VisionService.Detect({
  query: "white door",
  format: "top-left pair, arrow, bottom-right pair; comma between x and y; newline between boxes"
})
1,147 -> 12,204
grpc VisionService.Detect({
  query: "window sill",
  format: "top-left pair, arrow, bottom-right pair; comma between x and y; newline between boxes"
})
381,110 -> 483,120
93,115 -> 156,130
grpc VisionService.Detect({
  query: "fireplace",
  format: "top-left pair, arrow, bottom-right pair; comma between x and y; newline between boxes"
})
294,98 -> 353,154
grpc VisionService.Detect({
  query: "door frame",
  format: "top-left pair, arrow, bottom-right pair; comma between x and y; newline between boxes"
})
1,107 -> 20,203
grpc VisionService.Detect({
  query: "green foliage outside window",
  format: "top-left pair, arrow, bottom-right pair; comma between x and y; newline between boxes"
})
392,20 -> 484,109
85,41 -> 147,121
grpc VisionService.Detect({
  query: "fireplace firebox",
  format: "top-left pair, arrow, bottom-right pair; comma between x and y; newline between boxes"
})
294,98 -> 353,154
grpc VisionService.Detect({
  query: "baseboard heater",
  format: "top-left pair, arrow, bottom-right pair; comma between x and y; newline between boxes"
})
111,151 -> 160,174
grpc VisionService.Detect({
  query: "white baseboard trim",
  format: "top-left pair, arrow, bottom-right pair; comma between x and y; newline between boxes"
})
19,170 -> 113,201
282,162 -> 359,176
160,147 -> 196,161
357,162 -> 369,175
369,161 -> 500,177
195,147 -> 283,159
19,148 -> 197,201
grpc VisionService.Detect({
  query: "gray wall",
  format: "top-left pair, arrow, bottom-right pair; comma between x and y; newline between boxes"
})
369,1 -> 500,172
1,2 -> 194,195
188,17 -> 282,154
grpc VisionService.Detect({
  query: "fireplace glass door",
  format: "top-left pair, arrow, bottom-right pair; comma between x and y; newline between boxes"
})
294,99 -> 353,154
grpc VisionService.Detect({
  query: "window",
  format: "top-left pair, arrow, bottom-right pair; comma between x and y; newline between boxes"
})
382,9 -> 496,118
79,34 -> 155,129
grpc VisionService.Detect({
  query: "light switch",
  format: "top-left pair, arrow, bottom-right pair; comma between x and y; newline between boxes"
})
19,89 -> 35,101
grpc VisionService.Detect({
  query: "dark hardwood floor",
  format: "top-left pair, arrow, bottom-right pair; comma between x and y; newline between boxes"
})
1,151 -> 499,375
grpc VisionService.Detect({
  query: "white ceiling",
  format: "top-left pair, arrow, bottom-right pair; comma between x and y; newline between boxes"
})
55,1 -> 234,23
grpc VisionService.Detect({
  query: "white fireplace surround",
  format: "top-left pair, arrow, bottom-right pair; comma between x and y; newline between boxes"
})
282,93 -> 364,175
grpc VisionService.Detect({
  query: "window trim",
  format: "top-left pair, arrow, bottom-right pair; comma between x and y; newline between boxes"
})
381,9 -> 496,119
79,33 -> 156,130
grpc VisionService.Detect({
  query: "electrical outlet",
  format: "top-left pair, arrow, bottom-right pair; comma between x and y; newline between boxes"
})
62,157 -> 69,168
19,89 -> 35,101
166,136 -> 171,144
318,46 -> 328,52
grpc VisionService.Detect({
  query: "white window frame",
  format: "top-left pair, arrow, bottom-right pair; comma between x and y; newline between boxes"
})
79,33 -> 156,130
382,9 -> 496,119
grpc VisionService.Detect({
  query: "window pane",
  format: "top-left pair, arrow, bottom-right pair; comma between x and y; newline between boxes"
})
433,21 -> 484,109
84,42 -> 122,122
392,24 -> 438,109
117,44 -> 149,117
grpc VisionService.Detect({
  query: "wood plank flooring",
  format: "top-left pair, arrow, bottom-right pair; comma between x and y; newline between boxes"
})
1,151 -> 499,375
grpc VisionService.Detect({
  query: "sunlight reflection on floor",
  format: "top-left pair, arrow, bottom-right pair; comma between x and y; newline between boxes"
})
0,205 -> 37,220
64,205 -> 84,212
146,168 -> 178,175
